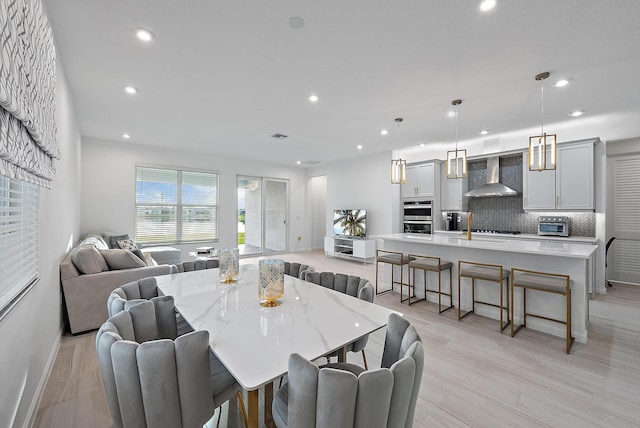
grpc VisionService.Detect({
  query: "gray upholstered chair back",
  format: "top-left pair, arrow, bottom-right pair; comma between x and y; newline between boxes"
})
96,301 -> 214,428
275,350 -> 418,428
107,277 -> 181,339
381,313 -> 424,428
284,261 -> 314,279
175,259 -> 219,272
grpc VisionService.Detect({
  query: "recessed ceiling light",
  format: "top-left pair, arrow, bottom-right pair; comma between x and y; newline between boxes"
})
124,86 -> 138,95
289,17 -> 305,29
121,133 -> 131,139
554,78 -> 572,87
478,0 -> 497,12
134,28 -> 154,42
357,145 -> 363,150
479,129 -> 491,135
569,110 -> 585,117
296,161 -> 301,165
381,129 -> 389,136
419,143 -> 425,147
308,94 -> 318,103
447,110 -> 456,118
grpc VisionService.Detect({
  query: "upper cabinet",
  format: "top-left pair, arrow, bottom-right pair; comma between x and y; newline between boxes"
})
522,141 -> 594,211
402,162 -> 438,198
440,165 -> 468,211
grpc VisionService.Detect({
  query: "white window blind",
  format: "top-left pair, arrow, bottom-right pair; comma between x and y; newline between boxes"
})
614,156 -> 640,279
135,167 -> 218,244
0,176 -> 39,319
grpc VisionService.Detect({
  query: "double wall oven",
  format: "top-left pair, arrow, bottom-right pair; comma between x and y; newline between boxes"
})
403,200 -> 432,234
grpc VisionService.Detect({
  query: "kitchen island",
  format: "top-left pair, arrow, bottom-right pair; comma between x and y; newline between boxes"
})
374,233 -> 597,343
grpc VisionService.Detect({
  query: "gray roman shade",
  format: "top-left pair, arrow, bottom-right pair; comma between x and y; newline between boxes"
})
0,0 -> 59,188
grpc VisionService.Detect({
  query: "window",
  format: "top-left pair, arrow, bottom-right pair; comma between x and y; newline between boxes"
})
0,176 -> 39,319
135,166 -> 218,244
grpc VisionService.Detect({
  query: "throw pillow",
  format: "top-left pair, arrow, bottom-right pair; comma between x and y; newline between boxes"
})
143,252 -> 158,266
114,237 -> 148,266
107,234 -> 130,249
100,249 -> 146,270
71,246 -> 109,274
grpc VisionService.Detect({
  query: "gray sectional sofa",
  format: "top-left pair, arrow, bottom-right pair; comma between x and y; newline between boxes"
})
60,233 -> 176,334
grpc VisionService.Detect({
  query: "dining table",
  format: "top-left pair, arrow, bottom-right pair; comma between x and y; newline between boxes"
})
155,263 -> 395,428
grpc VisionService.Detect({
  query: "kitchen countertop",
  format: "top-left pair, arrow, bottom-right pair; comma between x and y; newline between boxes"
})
433,230 -> 598,244
374,233 -> 597,259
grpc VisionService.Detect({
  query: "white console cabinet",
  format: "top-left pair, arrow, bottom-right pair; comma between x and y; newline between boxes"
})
324,236 -> 376,264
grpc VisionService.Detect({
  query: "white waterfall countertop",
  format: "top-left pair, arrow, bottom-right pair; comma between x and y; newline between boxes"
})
433,230 -> 598,245
373,233 -> 597,259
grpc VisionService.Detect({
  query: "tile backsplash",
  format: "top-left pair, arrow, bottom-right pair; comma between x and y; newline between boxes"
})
453,155 -> 595,237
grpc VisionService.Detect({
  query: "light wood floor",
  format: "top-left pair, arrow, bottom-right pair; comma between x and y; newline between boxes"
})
35,251 -> 640,427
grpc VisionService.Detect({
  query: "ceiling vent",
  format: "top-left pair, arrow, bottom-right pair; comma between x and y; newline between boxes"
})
271,133 -> 289,139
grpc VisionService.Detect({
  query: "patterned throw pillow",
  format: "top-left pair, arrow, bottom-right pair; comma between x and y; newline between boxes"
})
117,238 -> 138,251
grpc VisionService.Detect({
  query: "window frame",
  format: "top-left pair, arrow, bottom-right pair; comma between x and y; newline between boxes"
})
135,165 -> 219,245
0,176 -> 39,322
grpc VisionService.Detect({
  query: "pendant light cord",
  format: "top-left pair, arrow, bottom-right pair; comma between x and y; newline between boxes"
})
455,106 -> 459,151
540,77 -> 545,135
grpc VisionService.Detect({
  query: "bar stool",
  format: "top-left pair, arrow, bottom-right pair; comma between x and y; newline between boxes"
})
458,260 -> 510,332
511,268 -> 573,354
375,250 -> 414,299
407,254 -> 453,312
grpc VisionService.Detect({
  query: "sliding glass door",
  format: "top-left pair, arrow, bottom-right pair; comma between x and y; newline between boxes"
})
237,177 -> 287,256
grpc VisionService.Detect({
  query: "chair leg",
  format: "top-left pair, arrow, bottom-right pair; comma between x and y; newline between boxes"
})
361,350 -> 369,371
237,390 -> 249,428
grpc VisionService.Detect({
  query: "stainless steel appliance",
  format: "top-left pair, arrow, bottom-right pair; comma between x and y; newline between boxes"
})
403,200 -> 432,234
403,220 -> 432,234
403,200 -> 432,220
445,212 -> 460,231
538,216 -> 569,236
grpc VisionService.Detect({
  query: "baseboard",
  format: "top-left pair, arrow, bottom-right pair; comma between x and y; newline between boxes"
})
23,327 -> 62,428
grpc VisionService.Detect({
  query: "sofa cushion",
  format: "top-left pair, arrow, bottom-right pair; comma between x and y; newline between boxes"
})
80,234 -> 109,250
107,233 -> 130,249
116,238 -> 147,266
71,246 -> 109,274
100,249 -> 146,270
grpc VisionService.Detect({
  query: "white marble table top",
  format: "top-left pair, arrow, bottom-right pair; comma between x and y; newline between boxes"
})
155,264 -> 394,390
374,233 -> 597,259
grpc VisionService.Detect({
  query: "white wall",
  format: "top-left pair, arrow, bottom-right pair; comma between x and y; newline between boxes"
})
0,60 -> 82,427
309,176 -> 327,250
80,139 -> 311,255
308,151 -> 401,240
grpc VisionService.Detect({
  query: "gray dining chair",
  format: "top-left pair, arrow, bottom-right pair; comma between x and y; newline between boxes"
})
97,300 -> 248,428
272,342 -> 421,428
322,312 -> 424,428
108,277 -> 192,336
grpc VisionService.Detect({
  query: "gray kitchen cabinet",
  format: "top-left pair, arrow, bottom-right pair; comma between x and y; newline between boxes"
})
440,164 -> 468,211
522,140 -> 594,211
401,162 -> 438,198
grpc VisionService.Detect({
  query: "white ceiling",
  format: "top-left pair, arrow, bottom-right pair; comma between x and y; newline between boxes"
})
44,0 -> 640,167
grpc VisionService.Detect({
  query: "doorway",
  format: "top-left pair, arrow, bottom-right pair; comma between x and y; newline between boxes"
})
606,139 -> 640,286
237,176 -> 288,256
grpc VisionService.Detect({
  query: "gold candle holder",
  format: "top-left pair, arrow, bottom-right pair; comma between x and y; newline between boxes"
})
259,259 -> 284,307
219,248 -> 239,283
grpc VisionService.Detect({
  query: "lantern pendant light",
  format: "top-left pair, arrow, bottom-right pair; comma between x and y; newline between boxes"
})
446,99 -> 467,179
529,72 -> 557,171
390,117 -> 407,184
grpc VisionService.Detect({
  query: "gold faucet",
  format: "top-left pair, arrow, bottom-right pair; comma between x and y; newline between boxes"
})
467,213 -> 473,241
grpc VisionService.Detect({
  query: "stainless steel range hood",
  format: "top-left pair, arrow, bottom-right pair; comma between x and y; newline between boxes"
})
464,156 -> 518,198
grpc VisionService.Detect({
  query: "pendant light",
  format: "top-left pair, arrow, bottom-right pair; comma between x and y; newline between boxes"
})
390,117 -> 407,184
446,99 -> 467,179
529,72 -> 557,171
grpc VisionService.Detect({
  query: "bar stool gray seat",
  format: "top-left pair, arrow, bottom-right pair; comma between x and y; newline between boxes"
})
458,260 -> 511,332
511,268 -> 574,353
408,254 -> 453,311
376,250 -> 414,299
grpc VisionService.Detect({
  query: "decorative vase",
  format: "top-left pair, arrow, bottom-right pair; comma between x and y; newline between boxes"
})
259,259 -> 285,307
219,248 -> 239,283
